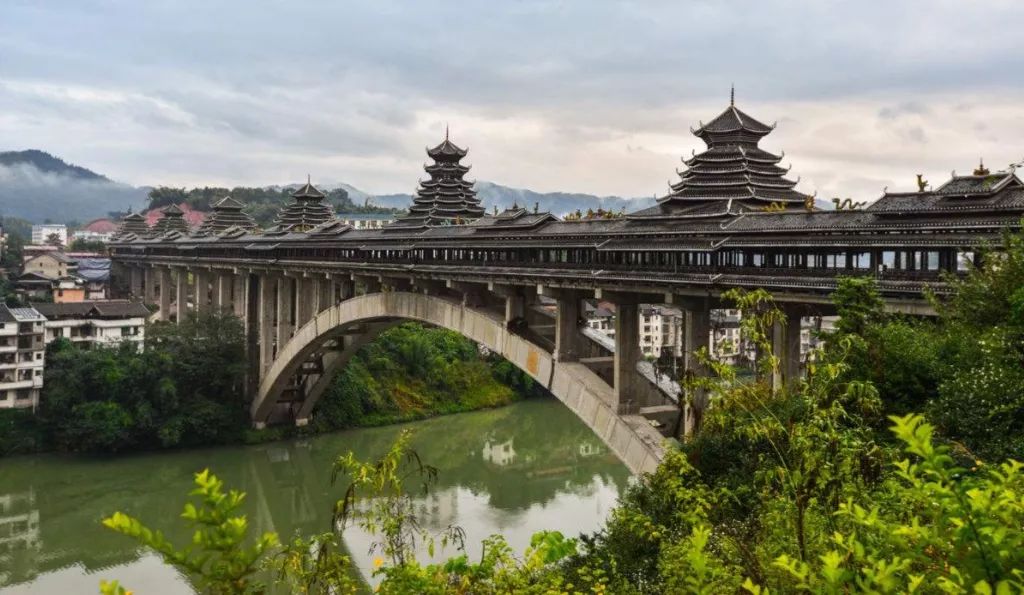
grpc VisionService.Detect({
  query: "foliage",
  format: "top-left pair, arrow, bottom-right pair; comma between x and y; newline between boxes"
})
37,312 -> 248,452
146,185 -> 399,226
0,407 -> 44,455
103,469 -> 281,594
312,323 -> 539,432
69,238 -> 108,253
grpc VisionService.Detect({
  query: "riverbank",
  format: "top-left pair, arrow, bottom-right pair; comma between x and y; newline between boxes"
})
0,320 -> 545,457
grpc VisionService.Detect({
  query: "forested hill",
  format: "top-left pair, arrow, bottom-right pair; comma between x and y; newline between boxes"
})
0,150 -> 147,222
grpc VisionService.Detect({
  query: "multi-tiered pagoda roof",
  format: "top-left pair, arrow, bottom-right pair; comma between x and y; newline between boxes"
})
150,204 -> 190,236
112,212 -> 150,240
272,180 -> 335,232
632,93 -> 812,220
196,196 -> 258,236
396,130 -> 484,227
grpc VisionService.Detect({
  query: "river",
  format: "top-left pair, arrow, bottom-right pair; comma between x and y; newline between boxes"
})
0,398 -> 630,593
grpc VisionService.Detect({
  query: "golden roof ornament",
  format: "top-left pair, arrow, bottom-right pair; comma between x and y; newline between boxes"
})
916,174 -> 928,193
833,197 -> 867,211
973,158 -> 990,176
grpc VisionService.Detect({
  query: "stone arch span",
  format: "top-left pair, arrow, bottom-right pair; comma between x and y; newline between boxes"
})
253,291 -> 665,475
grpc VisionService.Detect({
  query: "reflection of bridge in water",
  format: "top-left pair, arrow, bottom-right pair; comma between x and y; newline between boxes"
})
109,100 -> 1022,472
0,400 -> 629,591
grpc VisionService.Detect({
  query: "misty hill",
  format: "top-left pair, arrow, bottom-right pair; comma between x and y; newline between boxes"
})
0,150 -> 147,223
367,181 -> 656,216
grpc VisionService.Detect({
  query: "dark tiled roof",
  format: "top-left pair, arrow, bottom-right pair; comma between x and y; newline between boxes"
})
196,195 -> 259,235
274,181 -> 335,231
397,132 -> 484,226
935,172 -> 1017,196
33,300 -> 150,319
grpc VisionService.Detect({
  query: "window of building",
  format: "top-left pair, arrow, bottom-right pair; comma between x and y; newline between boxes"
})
35,353 -> 42,361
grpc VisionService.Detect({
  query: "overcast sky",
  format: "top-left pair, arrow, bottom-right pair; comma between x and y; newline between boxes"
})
2,0 -> 1023,201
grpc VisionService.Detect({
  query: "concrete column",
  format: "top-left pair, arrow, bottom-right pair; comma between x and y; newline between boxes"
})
553,290 -> 584,362
354,274 -> 381,294
276,276 -> 294,354
258,274 -> 276,376
771,308 -> 803,392
144,266 -> 158,304
683,308 -> 712,434
337,277 -> 355,301
129,266 -> 143,298
317,277 -> 333,312
194,270 -> 210,314
175,268 -> 189,323
295,276 -> 314,328
158,268 -> 172,321
233,274 -> 247,319
613,302 -> 641,413
212,272 -> 231,313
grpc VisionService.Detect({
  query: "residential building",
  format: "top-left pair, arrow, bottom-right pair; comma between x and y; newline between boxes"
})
337,213 -> 397,229
30,224 -> 67,246
33,301 -> 149,349
583,302 -> 683,358
21,251 -> 70,280
70,229 -> 114,244
52,277 -> 87,303
0,305 -> 46,411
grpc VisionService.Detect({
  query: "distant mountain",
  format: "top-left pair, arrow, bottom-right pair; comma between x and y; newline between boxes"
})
0,150 -> 147,223
363,180 -> 657,215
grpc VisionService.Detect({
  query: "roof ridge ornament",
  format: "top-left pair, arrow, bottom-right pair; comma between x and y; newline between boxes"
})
730,84 -> 735,107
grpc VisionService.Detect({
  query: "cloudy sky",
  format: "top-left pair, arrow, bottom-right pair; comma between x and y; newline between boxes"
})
2,0 -> 1023,201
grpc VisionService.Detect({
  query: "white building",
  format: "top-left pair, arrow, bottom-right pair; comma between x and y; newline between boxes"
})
584,302 -> 683,358
33,301 -> 149,349
70,229 -> 114,244
0,306 -> 46,411
30,224 -> 68,246
336,213 -> 396,229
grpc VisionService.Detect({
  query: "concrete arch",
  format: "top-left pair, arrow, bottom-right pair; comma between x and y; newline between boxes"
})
253,291 -> 665,475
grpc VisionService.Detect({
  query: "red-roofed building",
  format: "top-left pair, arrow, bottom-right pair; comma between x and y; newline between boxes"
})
82,218 -> 119,234
145,203 -> 207,229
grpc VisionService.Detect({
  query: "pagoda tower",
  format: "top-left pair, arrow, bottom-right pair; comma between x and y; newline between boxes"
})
272,179 -> 335,232
112,212 -> 150,239
150,204 -> 189,235
632,91 -> 811,219
401,130 -> 484,226
196,196 -> 258,235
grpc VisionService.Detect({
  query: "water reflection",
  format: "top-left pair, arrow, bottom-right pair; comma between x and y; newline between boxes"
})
0,398 -> 630,593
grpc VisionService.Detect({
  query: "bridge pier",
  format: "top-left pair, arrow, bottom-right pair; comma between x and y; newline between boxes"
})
540,286 -> 585,362
771,306 -> 804,392
682,305 -> 711,434
174,268 -> 189,323
612,300 -> 642,413
128,265 -> 143,300
144,266 -> 158,305
233,272 -> 248,319
276,276 -> 295,354
158,268 -> 172,321
258,274 -> 277,376
194,269 -> 210,314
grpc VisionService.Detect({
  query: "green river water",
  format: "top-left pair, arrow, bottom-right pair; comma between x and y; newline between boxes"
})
0,398 -> 630,593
